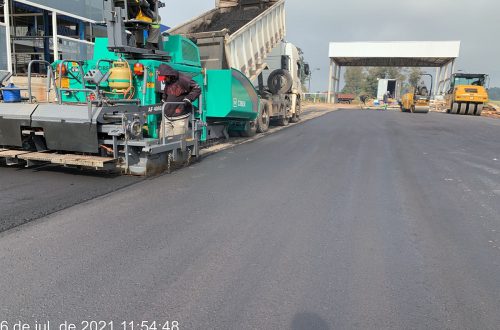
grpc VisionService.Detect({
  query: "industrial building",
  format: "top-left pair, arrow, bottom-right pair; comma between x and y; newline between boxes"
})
0,0 -> 106,75
0,0 -> 168,76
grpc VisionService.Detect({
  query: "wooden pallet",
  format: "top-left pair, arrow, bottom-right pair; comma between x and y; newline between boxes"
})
52,154 -> 115,168
16,152 -> 55,163
0,150 -> 115,168
0,149 -> 31,158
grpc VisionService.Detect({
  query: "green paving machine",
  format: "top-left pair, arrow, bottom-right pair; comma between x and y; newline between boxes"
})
0,0 -> 262,175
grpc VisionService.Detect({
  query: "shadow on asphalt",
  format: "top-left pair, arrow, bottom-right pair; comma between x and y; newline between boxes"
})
292,312 -> 330,330
0,161 -> 123,178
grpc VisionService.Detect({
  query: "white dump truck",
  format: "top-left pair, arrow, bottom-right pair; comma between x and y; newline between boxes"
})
256,41 -> 309,127
168,0 -> 309,133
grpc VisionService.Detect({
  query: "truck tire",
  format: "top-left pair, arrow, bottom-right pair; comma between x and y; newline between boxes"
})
268,69 -> 293,95
277,116 -> 289,126
464,103 -> 471,115
276,101 -> 290,126
459,103 -> 467,115
290,98 -> 301,123
475,104 -> 484,116
228,130 -> 240,137
257,100 -> 270,133
240,120 -> 257,137
450,102 -> 459,114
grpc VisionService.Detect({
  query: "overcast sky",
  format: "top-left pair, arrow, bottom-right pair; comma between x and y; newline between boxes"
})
162,0 -> 500,92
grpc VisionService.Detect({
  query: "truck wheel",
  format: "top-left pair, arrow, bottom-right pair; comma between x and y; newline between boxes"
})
240,120 -> 257,137
268,69 -> 293,95
290,98 -> 301,123
277,115 -> 289,126
276,101 -> 290,126
475,104 -> 484,116
459,103 -> 467,115
465,103 -> 471,115
257,100 -> 270,133
450,102 -> 459,114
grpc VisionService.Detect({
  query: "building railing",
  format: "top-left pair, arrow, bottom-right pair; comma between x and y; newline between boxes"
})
57,35 -> 95,61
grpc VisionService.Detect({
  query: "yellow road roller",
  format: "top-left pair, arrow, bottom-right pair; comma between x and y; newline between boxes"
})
446,73 -> 489,116
401,74 -> 432,113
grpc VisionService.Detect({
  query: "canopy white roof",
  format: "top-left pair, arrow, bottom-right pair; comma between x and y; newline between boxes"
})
328,41 -> 460,67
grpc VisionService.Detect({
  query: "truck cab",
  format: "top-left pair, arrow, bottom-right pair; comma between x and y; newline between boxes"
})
256,42 -> 309,128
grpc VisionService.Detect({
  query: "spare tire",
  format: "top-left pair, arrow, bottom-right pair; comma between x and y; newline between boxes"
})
268,69 -> 293,95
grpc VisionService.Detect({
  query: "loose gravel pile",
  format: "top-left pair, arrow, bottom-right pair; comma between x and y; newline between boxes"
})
192,6 -> 267,35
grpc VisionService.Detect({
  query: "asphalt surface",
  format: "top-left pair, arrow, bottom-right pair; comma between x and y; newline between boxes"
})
0,164 -> 141,232
0,106 -> 331,233
1,109 -> 500,329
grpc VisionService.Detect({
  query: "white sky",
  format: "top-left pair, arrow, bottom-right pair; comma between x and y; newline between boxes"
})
162,0 -> 500,92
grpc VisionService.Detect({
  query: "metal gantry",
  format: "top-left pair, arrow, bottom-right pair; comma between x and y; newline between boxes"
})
327,41 -> 461,103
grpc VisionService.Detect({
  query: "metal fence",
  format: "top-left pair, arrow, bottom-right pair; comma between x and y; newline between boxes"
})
303,93 -> 329,103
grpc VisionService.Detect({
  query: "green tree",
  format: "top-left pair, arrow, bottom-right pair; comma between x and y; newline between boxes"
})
386,67 -> 406,82
364,67 -> 384,96
488,87 -> 500,100
342,67 -> 366,95
407,68 -> 423,88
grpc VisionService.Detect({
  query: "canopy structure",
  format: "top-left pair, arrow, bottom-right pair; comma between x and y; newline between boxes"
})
327,41 -> 461,103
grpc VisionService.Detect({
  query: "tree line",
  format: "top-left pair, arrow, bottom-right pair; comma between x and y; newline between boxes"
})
342,67 -> 424,97
488,87 -> 500,100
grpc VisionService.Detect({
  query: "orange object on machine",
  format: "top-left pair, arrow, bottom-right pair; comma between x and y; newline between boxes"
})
134,63 -> 144,76
56,63 -> 67,76
55,63 -> 69,88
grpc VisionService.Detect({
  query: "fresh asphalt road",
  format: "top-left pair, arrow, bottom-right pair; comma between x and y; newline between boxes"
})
0,163 -> 141,232
1,109 -> 500,329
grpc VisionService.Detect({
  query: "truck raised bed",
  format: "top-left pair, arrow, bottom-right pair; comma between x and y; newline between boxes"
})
168,0 -> 308,132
